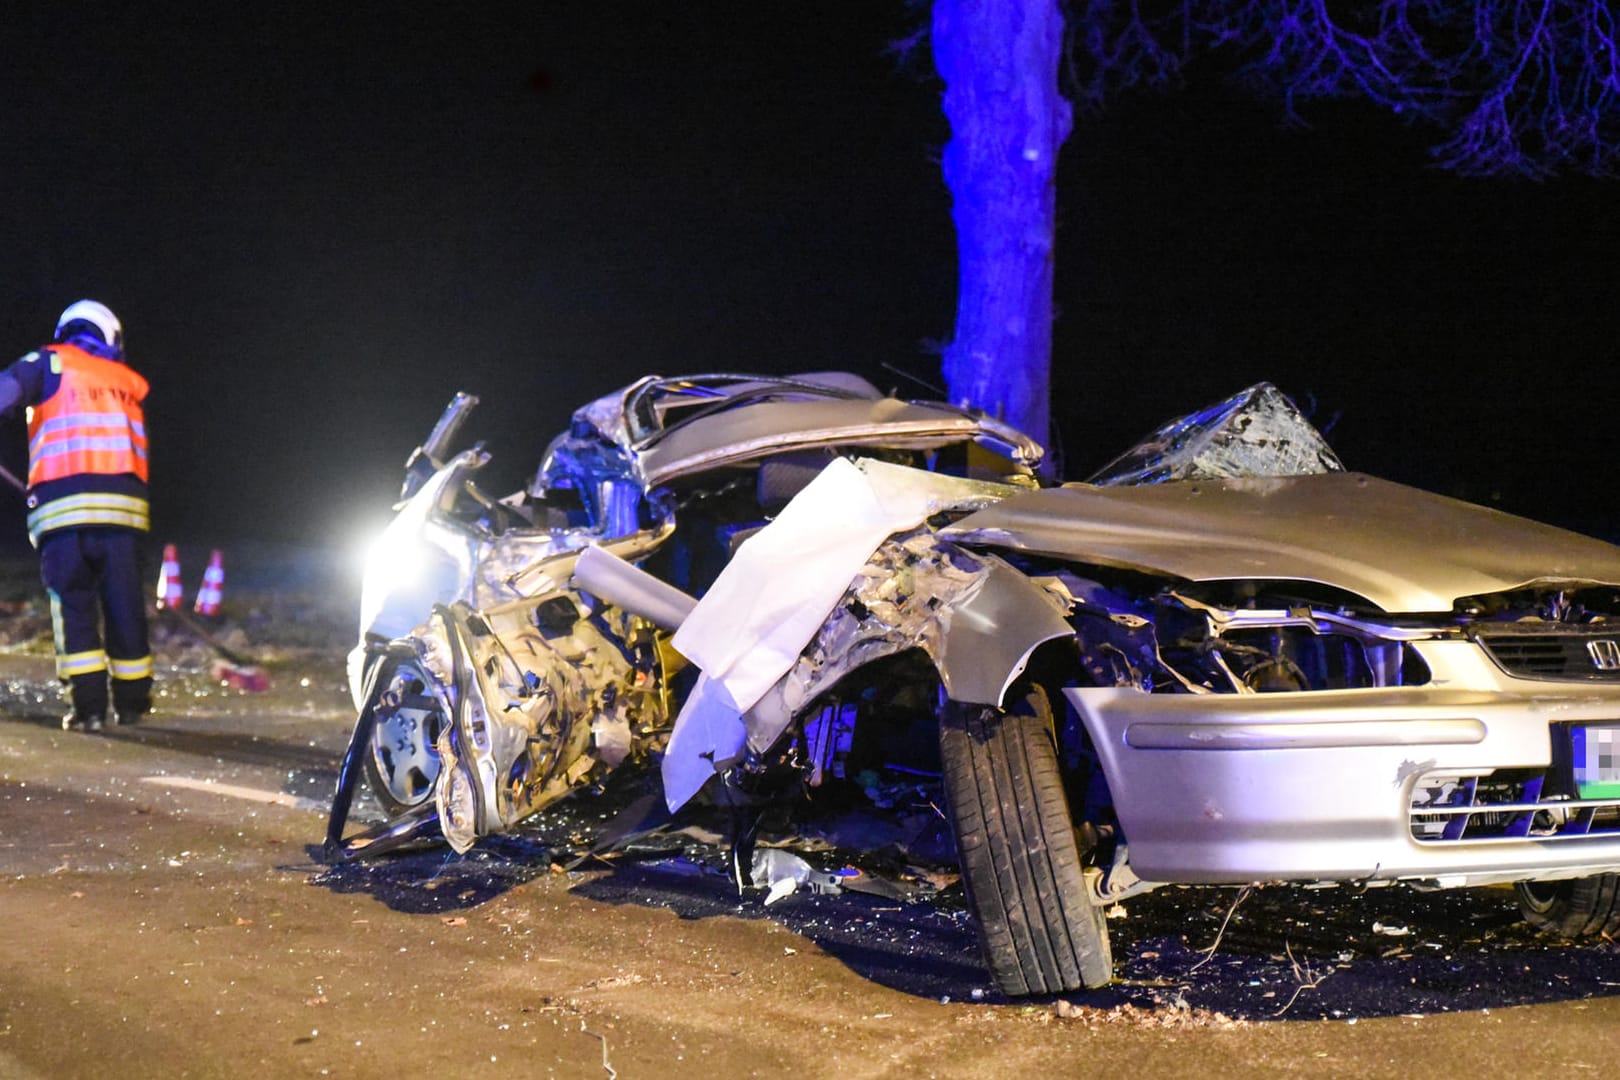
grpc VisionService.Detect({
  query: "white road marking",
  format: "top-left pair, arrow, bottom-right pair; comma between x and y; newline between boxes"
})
139,775 -> 327,813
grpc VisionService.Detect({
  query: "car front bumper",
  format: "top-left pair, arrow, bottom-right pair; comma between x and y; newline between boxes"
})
1068,641 -> 1620,888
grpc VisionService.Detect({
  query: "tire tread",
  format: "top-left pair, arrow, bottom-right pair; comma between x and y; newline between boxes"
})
940,688 -> 1111,995
1516,873 -> 1620,938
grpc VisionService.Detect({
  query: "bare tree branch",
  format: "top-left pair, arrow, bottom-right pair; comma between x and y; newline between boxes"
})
1052,0 -> 1620,175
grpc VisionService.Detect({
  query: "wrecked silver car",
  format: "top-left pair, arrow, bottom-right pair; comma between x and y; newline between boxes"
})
327,372 -> 1038,847
329,378 -> 1620,999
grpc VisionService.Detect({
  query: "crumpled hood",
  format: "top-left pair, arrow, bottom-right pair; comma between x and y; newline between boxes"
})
940,472 -> 1620,613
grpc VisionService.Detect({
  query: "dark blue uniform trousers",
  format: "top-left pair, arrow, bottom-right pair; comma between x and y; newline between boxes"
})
40,527 -> 153,721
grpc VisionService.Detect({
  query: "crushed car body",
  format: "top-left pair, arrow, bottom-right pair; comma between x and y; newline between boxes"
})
329,373 -> 1041,854
328,376 -> 1620,999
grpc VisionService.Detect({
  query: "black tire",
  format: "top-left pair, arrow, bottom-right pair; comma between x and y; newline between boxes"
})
1515,874 -> 1620,937
939,684 -> 1113,995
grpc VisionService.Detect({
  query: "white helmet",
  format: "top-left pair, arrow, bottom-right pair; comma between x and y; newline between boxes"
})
55,299 -> 123,351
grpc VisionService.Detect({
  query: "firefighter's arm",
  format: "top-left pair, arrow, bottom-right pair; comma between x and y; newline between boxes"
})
0,351 -> 48,419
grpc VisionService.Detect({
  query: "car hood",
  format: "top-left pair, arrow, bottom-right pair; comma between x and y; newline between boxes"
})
940,472 -> 1620,612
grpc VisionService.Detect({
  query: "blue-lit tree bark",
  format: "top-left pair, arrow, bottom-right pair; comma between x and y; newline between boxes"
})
929,0 -> 1620,447
931,0 -> 1069,451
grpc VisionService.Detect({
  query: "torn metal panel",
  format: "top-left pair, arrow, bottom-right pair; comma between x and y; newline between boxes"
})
573,381 -> 637,450
421,593 -> 673,851
532,423 -> 642,534
932,558 -> 1075,704
549,372 -> 1044,489
622,372 -> 882,445
502,522 -> 675,601
356,452 -> 483,647
637,398 -> 1043,487
742,527 -> 987,758
472,527 -> 598,608
758,534 -> 1073,748
1088,382 -> 1343,486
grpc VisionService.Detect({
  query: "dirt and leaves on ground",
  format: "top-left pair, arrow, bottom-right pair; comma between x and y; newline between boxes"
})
314,756 -> 1620,1026
4,545 -> 1619,1032
0,545 -> 355,723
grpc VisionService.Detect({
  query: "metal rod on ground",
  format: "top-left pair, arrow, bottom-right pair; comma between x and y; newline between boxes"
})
151,601 -> 272,693
152,601 -> 255,667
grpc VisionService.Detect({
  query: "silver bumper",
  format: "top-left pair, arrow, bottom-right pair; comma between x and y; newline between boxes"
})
1067,642 -> 1620,887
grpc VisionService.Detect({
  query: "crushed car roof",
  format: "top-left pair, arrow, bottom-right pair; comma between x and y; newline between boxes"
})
570,373 -> 1044,487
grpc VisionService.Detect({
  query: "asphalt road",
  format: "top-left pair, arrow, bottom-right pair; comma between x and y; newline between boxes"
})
4,646 -> 1620,1078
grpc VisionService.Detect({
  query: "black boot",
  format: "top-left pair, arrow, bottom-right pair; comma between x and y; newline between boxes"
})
111,677 -> 152,727
62,711 -> 104,733
66,672 -> 110,733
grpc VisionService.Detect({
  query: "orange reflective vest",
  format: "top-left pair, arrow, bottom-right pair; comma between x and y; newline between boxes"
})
26,344 -> 149,486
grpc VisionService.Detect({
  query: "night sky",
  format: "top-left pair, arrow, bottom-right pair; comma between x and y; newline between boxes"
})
3,3 -> 1618,562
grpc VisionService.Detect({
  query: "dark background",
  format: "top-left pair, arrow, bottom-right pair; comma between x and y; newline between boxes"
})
2,3 -> 1616,565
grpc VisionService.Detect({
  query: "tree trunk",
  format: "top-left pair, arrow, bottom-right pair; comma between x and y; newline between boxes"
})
932,0 -> 1069,455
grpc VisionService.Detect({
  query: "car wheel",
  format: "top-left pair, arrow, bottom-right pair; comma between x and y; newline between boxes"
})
361,658 -> 447,816
1515,874 -> 1620,937
939,683 -> 1113,995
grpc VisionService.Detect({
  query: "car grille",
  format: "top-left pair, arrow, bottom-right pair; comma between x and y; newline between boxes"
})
1474,628 -> 1620,681
1410,767 -> 1620,843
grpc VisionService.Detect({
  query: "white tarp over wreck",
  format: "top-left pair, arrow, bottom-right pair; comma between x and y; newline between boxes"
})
661,457 -> 1013,809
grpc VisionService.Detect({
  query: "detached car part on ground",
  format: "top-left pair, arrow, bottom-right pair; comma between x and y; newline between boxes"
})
328,378 -> 1620,998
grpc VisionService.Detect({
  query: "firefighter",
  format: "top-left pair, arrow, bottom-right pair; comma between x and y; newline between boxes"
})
0,300 -> 153,731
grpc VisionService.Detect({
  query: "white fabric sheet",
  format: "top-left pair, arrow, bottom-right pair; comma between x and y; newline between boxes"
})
662,458 -> 999,809
671,457 -> 938,713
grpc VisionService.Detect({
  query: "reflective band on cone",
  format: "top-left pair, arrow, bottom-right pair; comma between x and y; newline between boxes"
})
194,549 -> 224,617
155,543 -> 182,609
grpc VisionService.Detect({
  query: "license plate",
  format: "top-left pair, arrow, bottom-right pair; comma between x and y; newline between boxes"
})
1572,724 -> 1620,798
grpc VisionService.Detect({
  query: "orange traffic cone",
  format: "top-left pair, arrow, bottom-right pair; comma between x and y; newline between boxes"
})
194,550 -> 224,617
155,544 -> 183,609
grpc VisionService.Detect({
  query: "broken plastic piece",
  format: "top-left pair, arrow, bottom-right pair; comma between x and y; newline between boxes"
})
209,657 -> 270,693
749,848 -> 854,905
